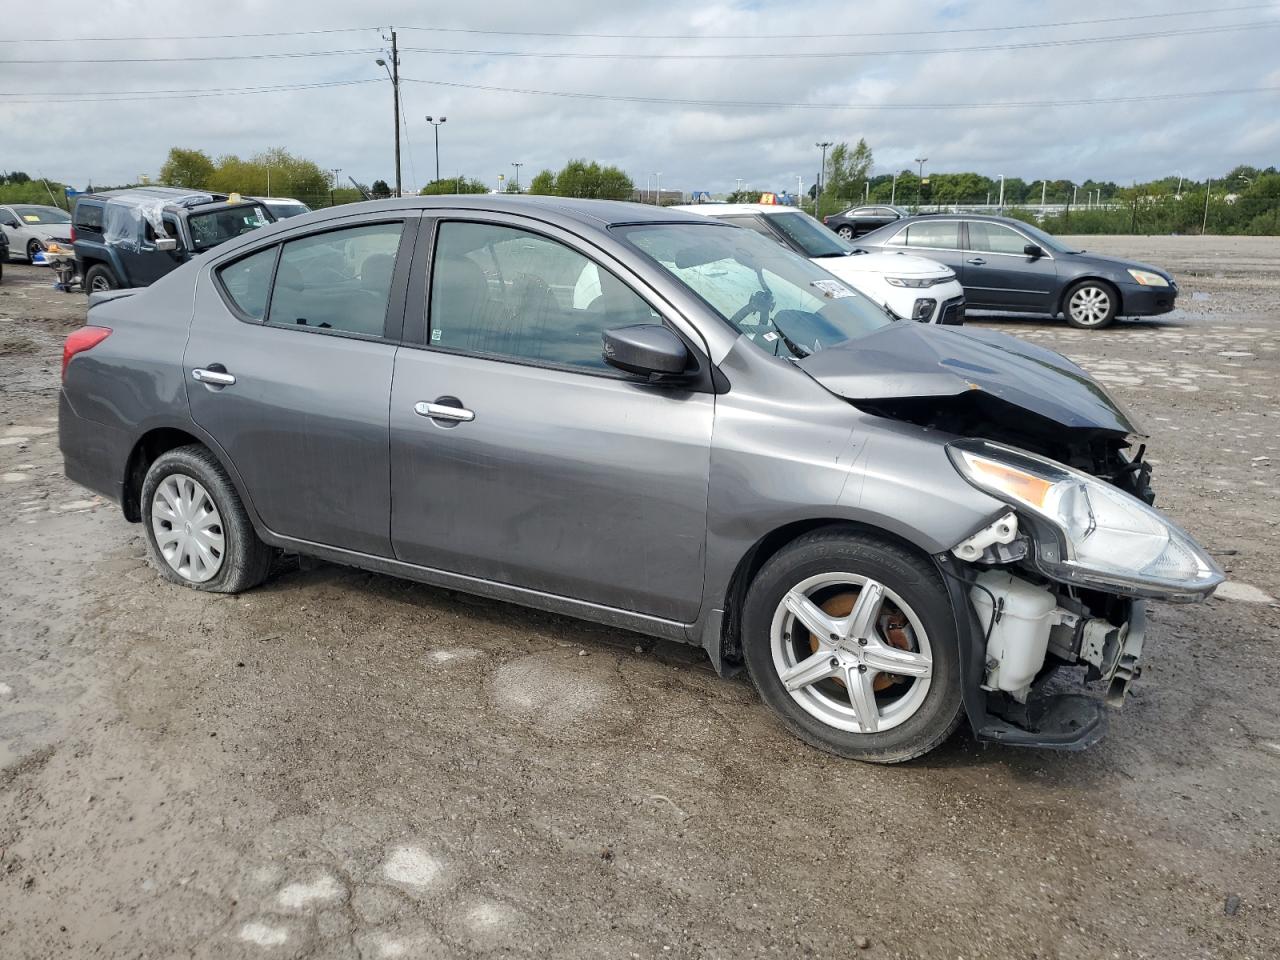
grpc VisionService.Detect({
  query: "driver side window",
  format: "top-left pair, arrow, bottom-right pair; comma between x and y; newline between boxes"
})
429,221 -> 662,372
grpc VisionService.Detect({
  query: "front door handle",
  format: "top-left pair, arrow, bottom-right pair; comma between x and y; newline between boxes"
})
966,257 -> 987,265
414,400 -> 474,423
192,368 -> 236,386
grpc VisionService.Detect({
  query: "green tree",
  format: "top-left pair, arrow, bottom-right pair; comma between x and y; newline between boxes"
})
819,138 -> 873,215
528,170 -> 556,195
159,148 -> 215,189
525,160 -> 634,200
419,176 -> 488,195
371,179 -> 391,199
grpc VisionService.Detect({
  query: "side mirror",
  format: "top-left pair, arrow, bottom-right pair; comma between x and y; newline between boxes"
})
155,237 -> 178,252
603,325 -> 690,379
1024,243 -> 1045,260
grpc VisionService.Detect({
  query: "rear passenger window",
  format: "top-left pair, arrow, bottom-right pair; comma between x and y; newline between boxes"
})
74,202 -> 104,232
904,221 -> 960,250
266,222 -> 403,337
218,246 -> 278,320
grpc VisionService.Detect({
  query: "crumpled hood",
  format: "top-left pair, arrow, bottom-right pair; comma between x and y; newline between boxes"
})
820,250 -> 953,278
797,321 -> 1142,435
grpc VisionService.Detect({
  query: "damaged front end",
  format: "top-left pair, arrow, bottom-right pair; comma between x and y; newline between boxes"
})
936,442 -> 1222,749
797,322 -> 1222,748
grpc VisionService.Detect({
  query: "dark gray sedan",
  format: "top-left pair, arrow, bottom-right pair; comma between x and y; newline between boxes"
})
59,197 -> 1220,762
856,214 -> 1178,329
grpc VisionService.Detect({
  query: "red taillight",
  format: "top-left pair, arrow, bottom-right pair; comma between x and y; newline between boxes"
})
822,216 -> 829,223
69,224 -> 77,243
62,326 -> 111,381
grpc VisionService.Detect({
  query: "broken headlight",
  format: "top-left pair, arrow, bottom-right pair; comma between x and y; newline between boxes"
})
948,440 -> 1223,601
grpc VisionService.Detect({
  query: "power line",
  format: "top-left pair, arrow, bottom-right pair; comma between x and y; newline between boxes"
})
0,4 -> 1269,43
401,77 -> 1280,111
0,78 -> 384,104
395,4 -> 1278,39
0,47 -> 379,64
398,20 -> 1280,60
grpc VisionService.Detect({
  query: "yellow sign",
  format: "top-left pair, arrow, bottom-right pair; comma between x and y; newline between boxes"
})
759,192 -> 778,204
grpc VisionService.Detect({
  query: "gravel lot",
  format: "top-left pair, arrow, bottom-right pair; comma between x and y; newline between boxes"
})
1,236 -> 1277,959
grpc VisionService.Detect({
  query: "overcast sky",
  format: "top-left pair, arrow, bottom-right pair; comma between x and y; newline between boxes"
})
3,1 -> 1278,195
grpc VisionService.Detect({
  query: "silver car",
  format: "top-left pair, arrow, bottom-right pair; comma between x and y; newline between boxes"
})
1,203 -> 74,262
58,197 -> 1222,762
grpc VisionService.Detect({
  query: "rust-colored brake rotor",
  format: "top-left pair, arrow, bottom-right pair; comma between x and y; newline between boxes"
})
808,590 -> 914,691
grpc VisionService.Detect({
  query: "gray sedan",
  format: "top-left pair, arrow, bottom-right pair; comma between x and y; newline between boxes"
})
58,197 -> 1221,762
856,214 -> 1178,329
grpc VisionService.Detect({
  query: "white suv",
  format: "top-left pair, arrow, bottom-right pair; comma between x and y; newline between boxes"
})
672,204 -> 965,324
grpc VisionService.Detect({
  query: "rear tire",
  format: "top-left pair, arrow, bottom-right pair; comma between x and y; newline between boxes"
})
1063,280 -> 1118,329
84,263 -> 119,294
141,444 -> 273,594
741,528 -> 963,763
837,226 -> 855,240
27,239 -> 43,263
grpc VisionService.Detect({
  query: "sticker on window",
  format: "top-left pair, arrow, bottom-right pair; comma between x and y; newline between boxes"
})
810,279 -> 854,299
431,328 -> 442,342
23,215 -> 40,223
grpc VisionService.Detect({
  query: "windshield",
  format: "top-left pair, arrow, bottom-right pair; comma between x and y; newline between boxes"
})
187,204 -> 271,252
1015,220 -> 1078,254
266,201 -> 309,219
13,205 -> 71,225
766,210 -> 856,258
617,222 -> 894,359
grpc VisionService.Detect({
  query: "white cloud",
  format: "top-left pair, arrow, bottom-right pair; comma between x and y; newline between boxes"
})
2,0 -> 1277,194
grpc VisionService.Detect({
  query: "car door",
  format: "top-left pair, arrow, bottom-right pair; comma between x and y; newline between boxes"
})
184,214 -> 416,556
388,215 -> 714,623
960,220 -> 1059,312
882,219 -> 965,273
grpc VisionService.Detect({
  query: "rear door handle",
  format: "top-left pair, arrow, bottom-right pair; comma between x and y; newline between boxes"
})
192,368 -> 236,386
966,257 -> 987,265
414,401 -> 474,423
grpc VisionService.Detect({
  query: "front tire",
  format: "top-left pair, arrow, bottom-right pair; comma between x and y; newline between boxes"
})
1064,280 -> 1118,329
141,445 -> 272,594
741,529 -> 963,763
84,263 -> 119,294
27,239 -> 43,263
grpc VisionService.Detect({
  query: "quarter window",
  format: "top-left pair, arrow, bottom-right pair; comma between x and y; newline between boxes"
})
967,221 -> 1033,255
266,222 -> 403,336
217,246 -> 278,321
74,203 -> 104,232
429,221 -> 662,372
903,221 -> 960,250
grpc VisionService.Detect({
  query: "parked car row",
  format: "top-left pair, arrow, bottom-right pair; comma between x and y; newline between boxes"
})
59,195 -> 1221,764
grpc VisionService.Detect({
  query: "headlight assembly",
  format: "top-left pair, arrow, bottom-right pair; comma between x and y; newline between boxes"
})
1126,268 -> 1169,287
948,440 -> 1222,601
885,274 -> 953,288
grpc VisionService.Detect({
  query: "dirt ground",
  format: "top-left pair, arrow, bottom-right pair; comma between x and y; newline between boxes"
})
1,236 -> 1277,960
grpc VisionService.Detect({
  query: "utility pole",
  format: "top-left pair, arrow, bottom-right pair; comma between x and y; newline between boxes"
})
1040,179 -> 1047,212
375,31 -> 401,197
512,162 -> 523,192
913,157 -> 927,208
735,177 -> 744,194
997,174 -> 1005,212
330,168 -> 341,207
890,172 -> 899,205
1072,184 -> 1078,207
654,172 -> 662,205
815,141 -> 833,211
1202,178 -> 1212,234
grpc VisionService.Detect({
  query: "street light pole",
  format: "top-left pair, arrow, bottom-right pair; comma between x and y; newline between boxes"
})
815,141 -> 833,211
374,30 -> 401,197
890,172 -> 899,205
425,116 -> 447,184
330,168 -> 341,207
654,172 -> 662,205
997,174 -> 1005,212
512,162 -> 523,192
1040,178 -> 1047,212
913,157 -> 927,208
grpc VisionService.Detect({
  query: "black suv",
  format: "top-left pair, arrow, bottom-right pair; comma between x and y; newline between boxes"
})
72,187 -> 275,292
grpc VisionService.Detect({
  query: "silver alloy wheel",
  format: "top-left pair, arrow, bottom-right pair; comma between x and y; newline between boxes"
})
151,473 -> 225,583
1068,285 -> 1111,326
770,573 -> 933,734
89,273 -> 112,292
838,226 -> 854,239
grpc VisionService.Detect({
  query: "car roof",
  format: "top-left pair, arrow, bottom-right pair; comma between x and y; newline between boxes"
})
299,195 -> 715,228
893,213 -> 1036,226
252,197 -> 308,204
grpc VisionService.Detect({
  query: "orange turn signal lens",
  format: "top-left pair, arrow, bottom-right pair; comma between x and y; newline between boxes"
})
966,457 -> 1054,508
